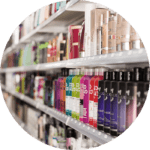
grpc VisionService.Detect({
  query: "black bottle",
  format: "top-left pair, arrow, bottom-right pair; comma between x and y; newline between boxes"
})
103,71 -> 112,134
110,70 -> 120,137
137,67 -> 149,115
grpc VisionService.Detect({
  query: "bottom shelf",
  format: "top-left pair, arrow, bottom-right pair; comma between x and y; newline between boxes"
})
1,84 -> 114,144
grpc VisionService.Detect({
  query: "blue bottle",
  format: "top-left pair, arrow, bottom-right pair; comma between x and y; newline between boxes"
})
66,69 -> 75,116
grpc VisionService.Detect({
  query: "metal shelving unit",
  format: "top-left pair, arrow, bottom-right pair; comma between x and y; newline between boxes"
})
0,49 -> 149,73
0,0 -> 149,146
1,84 -> 114,144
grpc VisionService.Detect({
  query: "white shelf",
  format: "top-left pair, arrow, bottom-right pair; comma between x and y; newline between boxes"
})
1,84 -> 114,144
0,49 -> 149,73
3,0 -> 84,57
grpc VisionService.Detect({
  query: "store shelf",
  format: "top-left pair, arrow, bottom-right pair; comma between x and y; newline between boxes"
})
1,84 -> 114,144
3,0 -> 85,57
0,49 -> 149,73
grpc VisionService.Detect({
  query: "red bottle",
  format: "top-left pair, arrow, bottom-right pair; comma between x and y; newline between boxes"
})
71,25 -> 82,58
89,68 -> 99,127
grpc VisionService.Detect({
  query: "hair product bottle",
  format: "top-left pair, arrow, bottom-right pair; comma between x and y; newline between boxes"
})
108,13 -> 117,53
93,68 -> 106,128
102,11 -> 109,54
104,71 -> 112,133
121,18 -> 131,51
130,26 -> 141,49
83,69 -> 93,124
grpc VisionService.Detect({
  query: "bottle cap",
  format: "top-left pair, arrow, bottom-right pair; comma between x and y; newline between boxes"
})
95,68 -> 99,76
111,70 -> 119,81
64,68 -> 69,77
134,67 -> 142,82
125,71 -> 134,81
144,67 -> 150,82
69,69 -> 73,75
76,69 -> 80,75
99,68 -> 108,76
81,68 -> 85,75
88,69 -> 94,76
104,71 -> 111,80
85,69 -> 88,75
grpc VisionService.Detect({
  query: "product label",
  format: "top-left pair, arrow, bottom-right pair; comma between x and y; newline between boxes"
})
98,92 -> 105,126
110,95 -> 118,131
104,95 -> 111,128
93,102 -> 98,127
89,101 -> 94,117
83,79 -> 89,123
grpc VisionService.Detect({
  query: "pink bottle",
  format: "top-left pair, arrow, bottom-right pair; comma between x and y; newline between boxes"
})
80,69 -> 86,122
126,83 -> 137,128
93,68 -> 107,128
89,69 -> 98,127
83,69 -> 93,124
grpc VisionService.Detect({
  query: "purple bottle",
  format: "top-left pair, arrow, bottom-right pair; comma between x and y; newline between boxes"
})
118,71 -> 129,136
110,70 -> 120,137
57,69 -> 65,111
54,80 -> 58,110
83,69 -> 93,124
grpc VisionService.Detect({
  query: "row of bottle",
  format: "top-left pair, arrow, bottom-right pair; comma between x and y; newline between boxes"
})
3,9 -> 145,69
7,94 -> 100,149
12,1 -> 70,44
14,67 -> 149,136
3,25 -> 84,68
89,9 -> 145,56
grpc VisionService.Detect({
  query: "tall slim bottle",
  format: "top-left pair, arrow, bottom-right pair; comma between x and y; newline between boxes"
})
62,69 -> 69,114
110,70 -> 119,136
66,70 -> 74,116
80,69 -> 86,122
98,72 -> 110,131
104,71 -> 112,133
93,68 -> 106,128
75,70 -> 84,120
89,68 -> 98,127
83,69 -> 93,124
68,70 -> 75,116
57,69 -> 65,111
72,69 -> 78,118
117,70 -> 128,136
137,67 -> 149,116
126,69 -> 138,129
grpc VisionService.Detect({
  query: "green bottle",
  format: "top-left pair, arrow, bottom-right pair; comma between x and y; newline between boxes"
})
71,69 -> 78,119
75,70 -> 84,120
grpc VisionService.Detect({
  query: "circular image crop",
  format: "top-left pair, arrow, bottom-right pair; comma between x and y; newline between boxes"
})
0,0 -> 149,149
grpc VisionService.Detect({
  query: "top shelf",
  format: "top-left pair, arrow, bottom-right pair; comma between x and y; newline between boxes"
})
3,0 -> 108,57
0,49 -> 149,73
